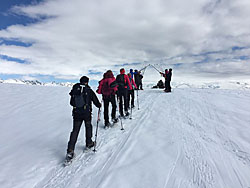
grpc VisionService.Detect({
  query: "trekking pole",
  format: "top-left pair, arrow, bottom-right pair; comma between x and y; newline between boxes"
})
117,97 -> 124,130
137,89 -> 140,110
150,64 -> 161,73
130,105 -> 132,119
120,115 -> 124,130
93,107 -> 101,152
139,64 -> 150,72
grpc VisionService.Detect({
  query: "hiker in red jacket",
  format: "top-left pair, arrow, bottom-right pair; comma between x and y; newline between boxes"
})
127,73 -> 137,108
116,68 -> 132,117
97,70 -> 119,127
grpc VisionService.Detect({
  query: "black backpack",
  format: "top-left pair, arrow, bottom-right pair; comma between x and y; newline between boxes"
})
70,84 -> 90,114
116,74 -> 126,89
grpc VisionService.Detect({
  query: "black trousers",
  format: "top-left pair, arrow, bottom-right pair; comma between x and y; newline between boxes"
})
103,95 -> 117,123
135,81 -> 140,90
165,81 -> 171,92
67,116 -> 92,152
118,89 -> 128,116
139,82 -> 143,90
127,90 -> 135,107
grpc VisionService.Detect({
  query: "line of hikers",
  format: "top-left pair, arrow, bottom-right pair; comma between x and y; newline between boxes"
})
65,68 -> 142,162
65,67 -> 172,163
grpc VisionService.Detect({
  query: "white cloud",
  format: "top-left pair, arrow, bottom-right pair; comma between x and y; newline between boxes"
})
0,0 -> 250,81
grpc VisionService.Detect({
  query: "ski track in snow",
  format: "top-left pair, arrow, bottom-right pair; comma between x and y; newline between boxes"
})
1,84 -> 250,188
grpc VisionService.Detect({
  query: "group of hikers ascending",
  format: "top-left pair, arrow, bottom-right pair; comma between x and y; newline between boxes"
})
64,66 -> 172,165
65,68 -> 143,165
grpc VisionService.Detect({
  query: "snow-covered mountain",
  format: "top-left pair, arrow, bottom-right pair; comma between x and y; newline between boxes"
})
0,78 -> 73,87
1,83 -> 250,188
144,80 -> 250,90
1,78 -> 250,90
172,81 -> 250,90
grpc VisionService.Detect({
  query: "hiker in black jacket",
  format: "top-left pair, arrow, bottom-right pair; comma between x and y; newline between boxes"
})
66,76 -> 101,161
165,69 -> 172,92
138,72 -> 143,90
160,69 -> 172,92
134,70 -> 143,90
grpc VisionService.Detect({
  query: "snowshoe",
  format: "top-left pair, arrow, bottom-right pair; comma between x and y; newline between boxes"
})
112,118 -> 119,124
64,151 -> 75,166
104,122 -> 111,129
125,112 -> 130,118
119,114 -> 125,119
86,141 -> 96,149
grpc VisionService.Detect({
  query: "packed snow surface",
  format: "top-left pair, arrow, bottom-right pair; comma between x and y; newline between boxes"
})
1,83 -> 250,188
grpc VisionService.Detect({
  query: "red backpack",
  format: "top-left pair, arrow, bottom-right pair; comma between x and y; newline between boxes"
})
101,78 -> 115,96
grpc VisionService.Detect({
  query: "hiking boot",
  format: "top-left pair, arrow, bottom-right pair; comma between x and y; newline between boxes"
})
131,105 -> 135,108
86,141 -> 95,149
104,121 -> 111,128
125,111 -> 130,117
65,150 -> 75,161
112,118 -> 119,123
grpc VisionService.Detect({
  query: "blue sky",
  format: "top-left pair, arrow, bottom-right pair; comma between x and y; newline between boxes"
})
0,0 -> 250,84
0,0 -> 44,29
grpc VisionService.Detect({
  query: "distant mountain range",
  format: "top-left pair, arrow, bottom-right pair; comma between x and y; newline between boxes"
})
1,78 -> 250,90
172,81 -> 250,90
144,80 -> 250,90
0,78 -> 74,87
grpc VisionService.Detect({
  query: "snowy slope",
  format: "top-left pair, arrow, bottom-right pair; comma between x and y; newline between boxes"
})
1,83 -> 250,188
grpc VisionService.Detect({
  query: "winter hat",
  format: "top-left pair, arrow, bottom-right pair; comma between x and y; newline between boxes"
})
105,70 -> 114,78
80,76 -> 89,84
120,68 -> 125,74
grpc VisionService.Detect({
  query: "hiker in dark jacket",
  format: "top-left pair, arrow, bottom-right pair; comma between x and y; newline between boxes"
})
66,76 -> 101,160
138,71 -> 143,90
97,70 -> 119,127
116,68 -> 132,117
127,73 -> 137,108
160,69 -> 172,92
166,69 -> 172,92
134,70 -> 139,90
134,70 -> 143,90
160,69 -> 168,90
